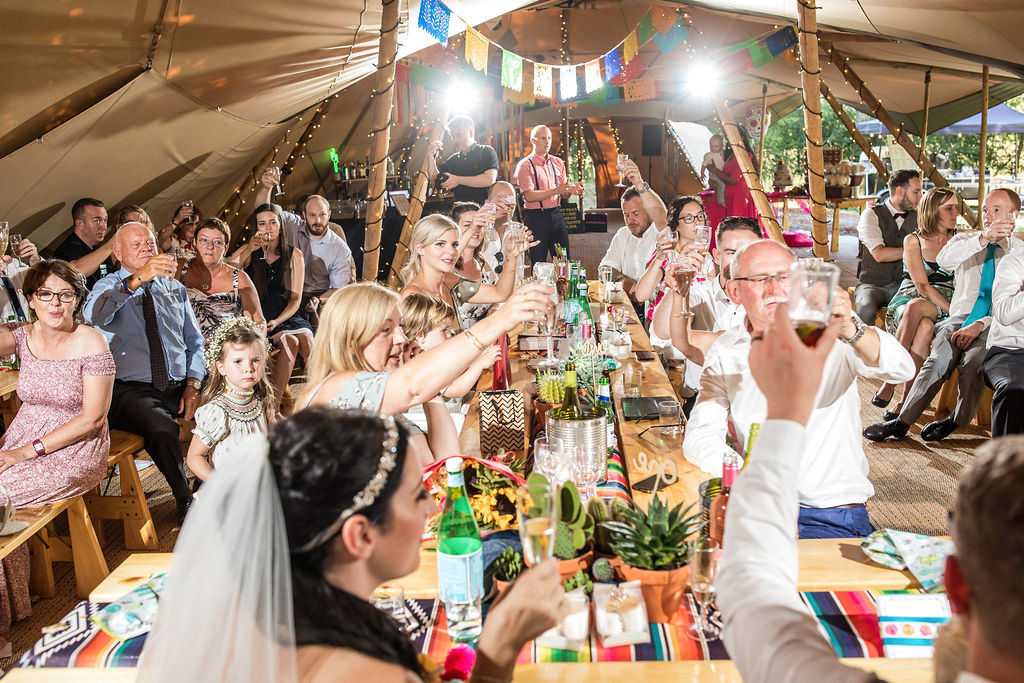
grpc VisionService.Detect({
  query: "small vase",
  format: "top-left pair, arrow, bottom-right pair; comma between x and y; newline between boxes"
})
616,562 -> 690,623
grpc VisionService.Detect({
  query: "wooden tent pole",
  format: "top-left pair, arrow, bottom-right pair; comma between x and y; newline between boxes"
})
824,44 -> 978,226
361,0 -> 401,281
978,65 -> 990,226
757,82 -> 768,176
713,99 -> 785,244
387,120 -> 446,287
820,82 -> 889,182
920,70 -> 932,162
797,0 -> 829,258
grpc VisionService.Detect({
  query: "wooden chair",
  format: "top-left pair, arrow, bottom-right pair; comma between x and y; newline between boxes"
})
933,368 -> 994,429
0,496 -> 109,599
846,287 -> 887,328
83,429 -> 159,551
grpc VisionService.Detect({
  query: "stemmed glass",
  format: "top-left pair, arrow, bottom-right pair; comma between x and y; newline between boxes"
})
516,481 -> 558,565
670,257 -> 697,316
686,546 -> 722,640
533,435 -> 565,484
533,263 -> 560,363
693,225 -> 712,277
664,228 -> 681,262
269,166 -> 285,197
9,232 -> 23,265
615,154 -> 629,188
609,304 -> 626,333
0,222 -> 10,261
572,446 -> 602,502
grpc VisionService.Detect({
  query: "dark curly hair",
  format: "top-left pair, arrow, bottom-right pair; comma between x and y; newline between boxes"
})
268,407 -> 421,676
667,195 -> 704,231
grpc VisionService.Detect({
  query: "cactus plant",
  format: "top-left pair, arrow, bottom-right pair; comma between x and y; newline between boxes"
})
602,496 -> 704,571
527,473 -> 594,560
536,370 -> 564,404
588,496 -> 629,555
591,557 -> 615,583
493,546 -> 524,582
562,568 -> 593,595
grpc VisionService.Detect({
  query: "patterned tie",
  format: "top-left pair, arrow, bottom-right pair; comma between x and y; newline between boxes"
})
963,242 -> 1000,327
141,285 -> 170,391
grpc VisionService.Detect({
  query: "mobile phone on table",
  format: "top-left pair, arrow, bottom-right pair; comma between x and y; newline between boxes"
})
634,350 -> 656,361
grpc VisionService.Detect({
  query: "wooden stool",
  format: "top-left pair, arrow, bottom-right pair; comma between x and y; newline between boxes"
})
846,287 -> 887,328
933,368 -> 993,429
83,429 -> 159,551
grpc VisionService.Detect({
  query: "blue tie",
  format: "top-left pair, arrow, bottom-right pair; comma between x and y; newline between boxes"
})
963,243 -> 999,327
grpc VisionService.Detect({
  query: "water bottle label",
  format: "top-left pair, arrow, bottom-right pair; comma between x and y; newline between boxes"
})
447,471 -> 464,487
437,548 -> 483,602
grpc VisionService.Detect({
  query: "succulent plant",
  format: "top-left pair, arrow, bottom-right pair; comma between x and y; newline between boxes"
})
562,568 -> 593,595
587,496 -> 618,555
602,496 -> 704,571
536,370 -> 564,404
527,473 -> 594,560
567,340 -> 602,399
493,546 -> 524,582
591,557 -> 615,583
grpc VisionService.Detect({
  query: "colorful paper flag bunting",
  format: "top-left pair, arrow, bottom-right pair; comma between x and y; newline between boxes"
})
652,18 -> 687,54
652,7 -> 677,34
588,84 -> 620,107
559,65 -> 578,100
417,0 -> 451,45
534,63 -> 553,99
622,55 -> 645,81
465,27 -> 489,72
623,30 -> 639,63
720,48 -> 754,77
624,77 -> 658,103
765,26 -> 799,56
783,46 -> 799,67
604,49 -> 622,80
409,63 -> 448,91
584,60 -> 603,93
395,62 -> 410,85
501,49 -> 523,91
636,11 -> 655,45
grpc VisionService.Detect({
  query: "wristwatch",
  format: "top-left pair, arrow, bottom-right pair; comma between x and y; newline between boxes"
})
186,378 -> 202,390
32,439 -> 47,457
637,182 -> 651,195
840,313 -> 867,345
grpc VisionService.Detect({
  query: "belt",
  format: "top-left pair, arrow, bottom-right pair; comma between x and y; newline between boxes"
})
524,207 -> 560,213
800,503 -> 866,509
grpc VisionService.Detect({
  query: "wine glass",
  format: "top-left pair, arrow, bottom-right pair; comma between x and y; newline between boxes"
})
516,481 -> 558,565
532,435 -> 564,482
534,262 -> 555,285
572,445 -> 603,502
693,225 -> 712,277
686,546 -> 722,640
615,154 -> 629,188
268,166 -> 285,197
609,304 -> 626,333
670,257 -> 697,316
0,222 -> 9,260
480,202 -> 498,232
788,261 -> 839,347
9,232 -> 23,265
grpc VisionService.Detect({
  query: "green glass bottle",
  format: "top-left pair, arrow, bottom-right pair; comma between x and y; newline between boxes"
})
436,457 -> 483,641
550,361 -> 585,420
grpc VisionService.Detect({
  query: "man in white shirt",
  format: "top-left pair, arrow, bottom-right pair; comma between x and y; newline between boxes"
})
853,170 -> 922,324
598,162 -> 667,307
719,306 -> 1024,683
0,243 -> 41,322
982,191 -> 1024,437
683,239 -> 915,538
865,189 -> 1021,442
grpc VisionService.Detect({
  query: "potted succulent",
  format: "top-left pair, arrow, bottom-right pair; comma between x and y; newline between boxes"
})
602,496 -> 704,623
533,369 -> 563,429
525,473 -> 595,580
492,546 -> 524,596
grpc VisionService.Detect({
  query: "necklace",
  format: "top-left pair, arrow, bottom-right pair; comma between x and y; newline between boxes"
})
224,384 -> 255,399
200,262 -> 227,291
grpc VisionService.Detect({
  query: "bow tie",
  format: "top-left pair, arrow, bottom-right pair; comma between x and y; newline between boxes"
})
893,212 -> 908,220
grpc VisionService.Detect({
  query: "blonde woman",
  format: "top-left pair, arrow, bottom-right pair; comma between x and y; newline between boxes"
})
399,214 -> 532,329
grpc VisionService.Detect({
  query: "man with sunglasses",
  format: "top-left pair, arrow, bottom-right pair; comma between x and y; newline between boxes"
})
683,239 -> 914,538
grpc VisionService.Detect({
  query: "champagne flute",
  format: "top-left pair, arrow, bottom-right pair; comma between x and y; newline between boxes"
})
572,445 -> 602,502
693,225 -> 712,277
598,264 -> 614,316
532,435 -> 563,481
516,481 -> 558,565
615,154 -> 629,188
269,166 -> 285,198
686,546 -> 722,640
788,261 -> 839,347
0,222 -> 11,260
9,233 -> 23,265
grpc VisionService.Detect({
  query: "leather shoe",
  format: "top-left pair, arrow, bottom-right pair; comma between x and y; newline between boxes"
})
871,390 -> 892,408
176,496 -> 193,526
921,416 -> 958,442
863,419 -> 910,442
882,410 -> 900,421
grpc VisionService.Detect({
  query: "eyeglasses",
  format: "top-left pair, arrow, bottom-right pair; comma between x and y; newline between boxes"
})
732,273 -> 791,287
678,212 -> 708,224
196,237 -> 226,248
34,290 -> 78,303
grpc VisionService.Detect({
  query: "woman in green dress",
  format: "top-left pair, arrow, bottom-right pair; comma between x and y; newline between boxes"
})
873,187 -> 959,415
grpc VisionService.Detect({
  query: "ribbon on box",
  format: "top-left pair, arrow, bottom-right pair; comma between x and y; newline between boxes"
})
584,60 -> 603,93
465,27 -> 489,72
534,63 -> 553,99
417,0 -> 451,45
652,18 -> 687,54
501,49 -> 524,91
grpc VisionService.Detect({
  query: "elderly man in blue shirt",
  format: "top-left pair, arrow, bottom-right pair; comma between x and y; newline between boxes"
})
84,222 -> 206,524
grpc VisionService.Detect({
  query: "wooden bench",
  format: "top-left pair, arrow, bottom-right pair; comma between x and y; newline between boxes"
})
83,429 -> 159,551
0,496 -> 109,600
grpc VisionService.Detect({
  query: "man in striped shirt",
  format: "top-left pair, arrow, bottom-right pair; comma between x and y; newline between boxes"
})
514,125 -> 583,263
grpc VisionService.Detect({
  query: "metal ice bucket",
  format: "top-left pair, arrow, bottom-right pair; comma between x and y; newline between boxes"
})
547,414 -> 608,482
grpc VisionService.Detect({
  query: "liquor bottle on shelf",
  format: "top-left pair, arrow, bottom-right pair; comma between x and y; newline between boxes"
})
708,450 -> 740,549
436,457 -> 483,642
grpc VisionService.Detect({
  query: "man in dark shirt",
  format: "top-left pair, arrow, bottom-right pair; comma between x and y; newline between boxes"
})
426,115 -> 499,204
53,197 -> 116,288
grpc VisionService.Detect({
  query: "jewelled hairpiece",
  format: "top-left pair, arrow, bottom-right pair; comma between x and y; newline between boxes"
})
204,316 -> 270,369
292,414 -> 401,554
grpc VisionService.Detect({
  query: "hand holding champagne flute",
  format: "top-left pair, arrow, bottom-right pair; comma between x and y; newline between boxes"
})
516,481 -> 558,565
615,154 -> 629,188
788,261 -> 840,347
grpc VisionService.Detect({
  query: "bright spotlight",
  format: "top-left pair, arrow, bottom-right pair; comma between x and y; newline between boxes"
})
445,81 -> 476,115
685,62 -> 718,97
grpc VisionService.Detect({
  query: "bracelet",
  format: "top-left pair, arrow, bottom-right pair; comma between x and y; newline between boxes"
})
463,329 -> 486,352
840,313 -> 867,345
121,276 -> 134,294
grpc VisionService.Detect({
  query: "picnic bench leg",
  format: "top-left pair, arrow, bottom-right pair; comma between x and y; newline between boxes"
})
831,204 -> 841,251
27,529 -> 56,599
67,497 -> 110,598
118,453 -> 159,551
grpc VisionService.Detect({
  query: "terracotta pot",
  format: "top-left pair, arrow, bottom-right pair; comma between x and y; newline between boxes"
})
556,545 -> 594,582
616,562 -> 690,623
493,577 -> 513,596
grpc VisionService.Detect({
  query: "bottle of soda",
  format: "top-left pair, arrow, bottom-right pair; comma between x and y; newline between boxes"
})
436,457 -> 483,642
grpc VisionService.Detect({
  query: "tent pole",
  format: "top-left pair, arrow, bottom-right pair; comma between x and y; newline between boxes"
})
387,120 -> 446,288
714,98 -> 785,244
797,0 -> 829,258
978,65 -> 990,226
757,82 -> 768,177
920,70 -> 932,162
820,82 -> 889,183
824,43 -> 978,226
361,0 -> 401,281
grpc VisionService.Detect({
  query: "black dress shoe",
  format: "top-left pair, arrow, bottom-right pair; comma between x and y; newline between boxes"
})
863,419 -> 910,442
882,409 -> 900,422
176,496 -> 194,526
921,416 -> 958,442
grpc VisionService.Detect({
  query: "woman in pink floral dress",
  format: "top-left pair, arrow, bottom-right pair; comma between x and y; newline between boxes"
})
0,260 -> 114,655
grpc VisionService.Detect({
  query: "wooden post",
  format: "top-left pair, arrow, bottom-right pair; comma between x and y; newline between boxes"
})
387,120 -> 447,287
820,82 -> 889,182
361,0 -> 401,281
978,65 -> 990,225
824,44 -> 978,226
757,82 -> 769,176
562,107 -> 571,172
797,0 -> 829,258
713,99 -> 785,244
920,70 -> 932,162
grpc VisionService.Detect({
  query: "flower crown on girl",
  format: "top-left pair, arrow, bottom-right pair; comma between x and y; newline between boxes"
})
203,316 -> 271,369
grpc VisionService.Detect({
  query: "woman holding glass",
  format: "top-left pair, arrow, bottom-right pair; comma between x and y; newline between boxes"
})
873,187 -> 958,415
451,202 -> 497,327
158,201 -> 204,259
139,407 -> 567,683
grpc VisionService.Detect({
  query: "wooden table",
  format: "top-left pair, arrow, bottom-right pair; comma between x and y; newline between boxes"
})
831,194 -> 879,251
0,369 -> 20,424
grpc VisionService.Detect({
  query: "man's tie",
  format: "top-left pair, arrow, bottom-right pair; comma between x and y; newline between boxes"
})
1,276 -> 28,321
141,285 -> 170,392
893,212 -> 908,221
963,242 -> 1000,327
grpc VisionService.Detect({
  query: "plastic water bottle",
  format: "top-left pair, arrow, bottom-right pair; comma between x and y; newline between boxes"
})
436,457 -> 483,642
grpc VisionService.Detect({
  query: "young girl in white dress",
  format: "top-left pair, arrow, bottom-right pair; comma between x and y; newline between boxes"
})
187,317 -> 274,482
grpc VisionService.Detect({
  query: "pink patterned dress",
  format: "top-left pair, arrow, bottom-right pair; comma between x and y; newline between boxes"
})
0,323 -> 114,644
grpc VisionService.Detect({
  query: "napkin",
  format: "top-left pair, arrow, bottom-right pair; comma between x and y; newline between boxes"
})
861,528 -> 955,592
875,592 -> 951,658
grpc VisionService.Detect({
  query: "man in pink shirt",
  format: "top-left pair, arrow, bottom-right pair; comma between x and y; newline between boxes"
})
514,125 -> 583,263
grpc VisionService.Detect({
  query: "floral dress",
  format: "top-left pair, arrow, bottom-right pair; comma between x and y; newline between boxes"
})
181,260 -> 242,338
885,234 -> 954,334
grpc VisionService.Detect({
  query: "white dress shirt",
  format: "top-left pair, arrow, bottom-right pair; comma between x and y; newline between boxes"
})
856,199 -> 908,253
690,275 -> 744,332
719,420 -> 996,683
937,232 -> 1020,326
599,224 -> 660,282
0,260 -> 31,322
683,324 -> 914,507
988,246 -> 1024,349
